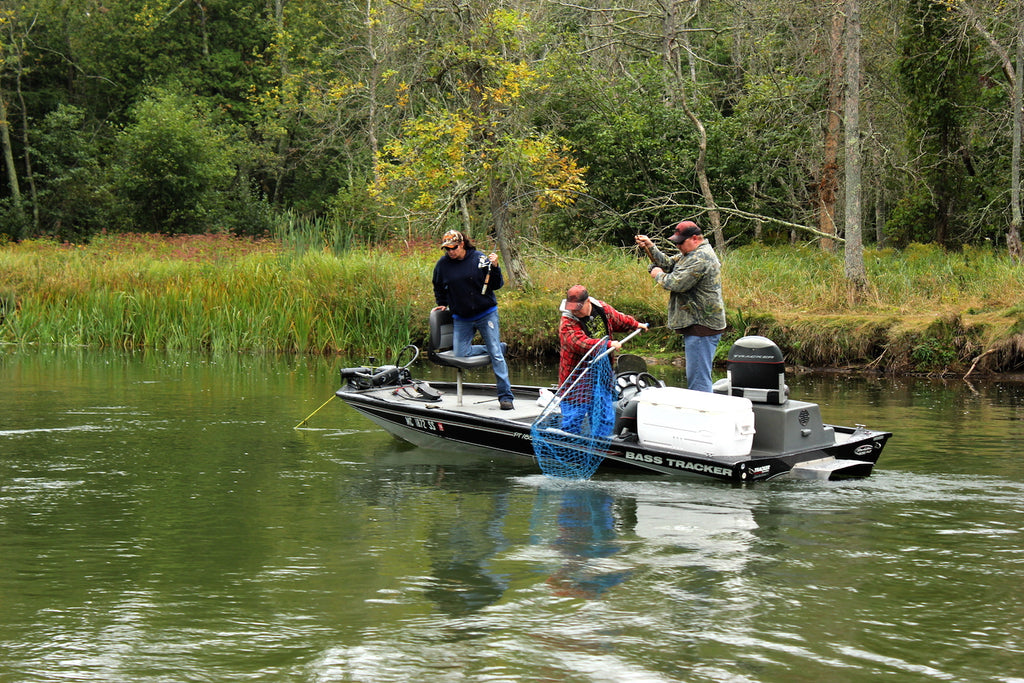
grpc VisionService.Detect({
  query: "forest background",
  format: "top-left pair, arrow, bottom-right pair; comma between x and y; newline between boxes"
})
1,0 -> 1023,375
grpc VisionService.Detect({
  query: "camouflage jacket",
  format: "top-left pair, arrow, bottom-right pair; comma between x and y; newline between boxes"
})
650,241 -> 727,332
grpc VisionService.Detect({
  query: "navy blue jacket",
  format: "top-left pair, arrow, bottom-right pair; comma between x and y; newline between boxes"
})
432,248 -> 504,320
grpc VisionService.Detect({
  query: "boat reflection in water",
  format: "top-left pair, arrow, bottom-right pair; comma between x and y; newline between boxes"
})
521,479 -> 759,600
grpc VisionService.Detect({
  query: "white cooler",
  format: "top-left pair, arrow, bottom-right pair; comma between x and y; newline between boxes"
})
636,387 -> 755,456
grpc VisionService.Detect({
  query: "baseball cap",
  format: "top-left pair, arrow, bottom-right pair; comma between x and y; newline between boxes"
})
565,285 -> 589,312
441,230 -> 464,247
668,220 -> 702,244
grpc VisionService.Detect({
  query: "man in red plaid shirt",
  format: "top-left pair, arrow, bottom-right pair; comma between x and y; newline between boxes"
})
558,285 -> 647,434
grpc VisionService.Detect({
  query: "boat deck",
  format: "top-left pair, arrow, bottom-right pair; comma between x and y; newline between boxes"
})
380,380 -> 548,424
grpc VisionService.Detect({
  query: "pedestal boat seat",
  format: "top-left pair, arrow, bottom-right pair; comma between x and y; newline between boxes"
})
427,308 -> 496,406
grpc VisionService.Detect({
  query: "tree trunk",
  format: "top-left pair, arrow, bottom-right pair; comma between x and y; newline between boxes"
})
15,58 -> 39,233
684,96 -> 724,249
950,1 -> 1022,260
844,0 -> 867,294
194,0 -> 209,57
663,0 -> 724,249
0,89 -> 24,234
271,0 -> 288,204
488,178 -> 531,289
818,4 -> 844,253
364,0 -> 381,180
1009,23 -> 1023,262
875,186 -> 886,246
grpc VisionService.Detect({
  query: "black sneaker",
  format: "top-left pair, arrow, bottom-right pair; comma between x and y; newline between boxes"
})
499,400 -> 514,411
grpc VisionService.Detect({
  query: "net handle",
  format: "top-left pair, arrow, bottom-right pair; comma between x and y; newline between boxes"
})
534,339 -> 607,421
536,326 -> 645,421
570,325 -> 644,382
561,325 -> 644,393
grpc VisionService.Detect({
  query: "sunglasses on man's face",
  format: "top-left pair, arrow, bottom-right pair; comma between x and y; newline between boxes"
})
443,245 -> 460,251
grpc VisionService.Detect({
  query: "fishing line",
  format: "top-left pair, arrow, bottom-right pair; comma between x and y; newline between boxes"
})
501,188 -> 667,258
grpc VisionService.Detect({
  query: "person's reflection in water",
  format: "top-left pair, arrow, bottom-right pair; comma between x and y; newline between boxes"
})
424,486 -> 511,616
425,557 -> 506,616
538,487 -> 634,598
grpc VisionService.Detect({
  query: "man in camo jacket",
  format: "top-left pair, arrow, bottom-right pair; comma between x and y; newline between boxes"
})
635,221 -> 727,393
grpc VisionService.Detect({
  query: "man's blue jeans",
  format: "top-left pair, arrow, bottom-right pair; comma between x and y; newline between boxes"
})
684,333 -> 722,393
453,309 -> 514,403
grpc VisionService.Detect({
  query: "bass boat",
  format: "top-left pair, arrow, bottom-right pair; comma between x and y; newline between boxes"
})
333,327 -> 891,483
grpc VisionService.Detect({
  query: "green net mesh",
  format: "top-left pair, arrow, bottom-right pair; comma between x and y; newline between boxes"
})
531,342 -> 616,479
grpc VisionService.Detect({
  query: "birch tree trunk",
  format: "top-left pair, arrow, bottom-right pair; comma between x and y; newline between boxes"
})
0,89 -> 24,236
662,0 -> 724,250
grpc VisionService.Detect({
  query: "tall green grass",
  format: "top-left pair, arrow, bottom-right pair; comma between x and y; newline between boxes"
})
2,235 -> 1023,371
0,237 -> 429,357
723,242 -> 1024,316
273,211 -> 359,256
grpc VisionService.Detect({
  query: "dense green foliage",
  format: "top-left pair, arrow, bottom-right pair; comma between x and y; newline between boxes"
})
0,0 -> 1020,253
895,0 -> 974,246
112,86 -> 241,233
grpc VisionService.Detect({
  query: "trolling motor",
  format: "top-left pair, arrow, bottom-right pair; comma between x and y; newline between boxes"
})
341,345 -> 419,390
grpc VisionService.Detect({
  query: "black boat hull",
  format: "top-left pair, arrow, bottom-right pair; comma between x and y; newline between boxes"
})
336,380 -> 891,482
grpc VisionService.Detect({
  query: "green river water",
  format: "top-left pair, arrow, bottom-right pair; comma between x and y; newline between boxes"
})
2,350 -> 1023,682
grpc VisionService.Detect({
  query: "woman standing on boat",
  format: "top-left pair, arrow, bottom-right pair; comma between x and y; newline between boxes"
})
431,230 -> 515,410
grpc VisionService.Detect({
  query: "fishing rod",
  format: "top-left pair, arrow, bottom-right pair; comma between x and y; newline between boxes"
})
501,188 -> 670,261
296,346 -> 420,428
481,262 -> 491,294
295,395 -> 336,429
501,189 -> 630,229
501,189 -> 637,239
481,255 -> 492,294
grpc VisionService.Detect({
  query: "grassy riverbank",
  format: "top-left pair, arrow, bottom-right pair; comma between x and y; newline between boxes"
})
2,234 -> 1023,376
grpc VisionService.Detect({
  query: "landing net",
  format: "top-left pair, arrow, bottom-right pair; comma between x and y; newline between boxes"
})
531,341 -> 616,480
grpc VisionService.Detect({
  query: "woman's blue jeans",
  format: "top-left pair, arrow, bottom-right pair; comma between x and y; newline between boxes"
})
453,309 -> 514,403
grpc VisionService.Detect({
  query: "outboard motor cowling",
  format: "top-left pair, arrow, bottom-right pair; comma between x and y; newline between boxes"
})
714,335 -> 789,405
